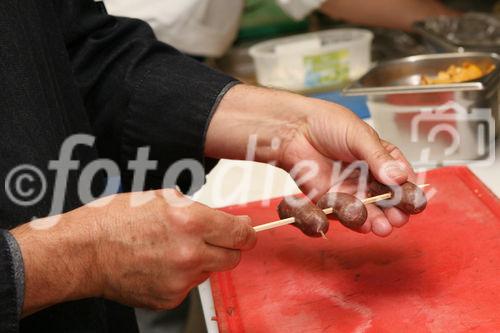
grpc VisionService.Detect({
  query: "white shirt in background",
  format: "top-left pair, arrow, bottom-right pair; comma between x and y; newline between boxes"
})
104,0 -> 326,57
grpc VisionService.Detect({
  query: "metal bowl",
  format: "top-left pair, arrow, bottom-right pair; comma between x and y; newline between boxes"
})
344,52 -> 500,95
344,53 -> 499,167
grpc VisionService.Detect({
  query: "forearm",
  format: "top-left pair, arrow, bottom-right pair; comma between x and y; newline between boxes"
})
205,84 -> 363,167
10,214 -> 100,317
205,84 -> 310,163
320,0 -> 460,31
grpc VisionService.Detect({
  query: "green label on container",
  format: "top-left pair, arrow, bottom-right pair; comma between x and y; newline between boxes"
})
303,49 -> 350,88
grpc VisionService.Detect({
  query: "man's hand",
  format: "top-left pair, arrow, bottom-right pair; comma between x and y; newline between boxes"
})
11,190 -> 256,316
206,84 -> 417,237
321,0 -> 460,31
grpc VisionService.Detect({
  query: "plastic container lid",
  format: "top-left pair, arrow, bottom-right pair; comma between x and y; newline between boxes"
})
249,28 -> 374,91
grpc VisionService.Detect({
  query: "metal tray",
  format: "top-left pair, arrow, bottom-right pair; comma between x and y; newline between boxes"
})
343,53 -> 499,167
344,52 -> 500,96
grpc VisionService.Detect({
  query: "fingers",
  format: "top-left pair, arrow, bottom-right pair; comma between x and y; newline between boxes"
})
159,192 -> 256,251
355,219 -> 372,234
201,246 -> 242,272
365,204 -> 411,237
380,140 -> 417,183
349,126 -> 408,185
162,200 -> 255,275
382,207 -> 410,228
366,204 -> 393,237
322,198 -> 410,236
200,210 -> 257,251
287,148 -> 336,201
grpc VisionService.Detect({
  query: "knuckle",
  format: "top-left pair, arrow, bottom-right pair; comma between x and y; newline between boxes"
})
169,279 -> 190,295
170,291 -> 190,307
161,274 -> 193,297
371,149 -> 389,162
357,123 -> 378,140
391,147 -> 403,159
174,246 -> 201,269
149,300 -> 171,312
167,207 -> 200,233
226,251 -> 242,270
232,224 -> 252,249
365,125 -> 379,139
157,188 -> 193,208
158,188 -> 183,200
385,142 -> 397,152
170,188 -> 183,197
183,213 -> 201,233
166,297 -> 185,309
155,197 -> 173,216
149,297 -> 183,311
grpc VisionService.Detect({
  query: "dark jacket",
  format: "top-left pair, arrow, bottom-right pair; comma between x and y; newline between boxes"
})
0,0 -> 236,332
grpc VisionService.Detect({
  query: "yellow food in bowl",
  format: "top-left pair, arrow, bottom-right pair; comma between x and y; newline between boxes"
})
421,63 -> 495,85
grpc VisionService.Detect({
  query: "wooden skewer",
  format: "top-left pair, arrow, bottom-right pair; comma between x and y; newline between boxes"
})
253,184 -> 430,233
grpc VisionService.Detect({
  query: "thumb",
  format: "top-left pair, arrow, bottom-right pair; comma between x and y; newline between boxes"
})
351,128 -> 408,185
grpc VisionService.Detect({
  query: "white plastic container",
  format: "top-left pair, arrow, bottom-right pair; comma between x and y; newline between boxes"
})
249,29 -> 373,92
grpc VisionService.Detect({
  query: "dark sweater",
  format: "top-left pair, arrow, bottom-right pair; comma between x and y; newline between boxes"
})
0,0 -> 236,332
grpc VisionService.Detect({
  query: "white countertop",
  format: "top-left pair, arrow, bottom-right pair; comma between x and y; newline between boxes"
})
468,140 -> 500,197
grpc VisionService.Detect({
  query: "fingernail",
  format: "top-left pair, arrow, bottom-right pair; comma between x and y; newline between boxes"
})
237,215 -> 251,225
372,218 -> 392,237
383,164 -> 406,182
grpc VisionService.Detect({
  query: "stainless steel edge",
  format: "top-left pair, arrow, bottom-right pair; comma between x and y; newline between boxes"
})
343,82 -> 484,96
369,51 -> 500,67
343,52 -> 500,96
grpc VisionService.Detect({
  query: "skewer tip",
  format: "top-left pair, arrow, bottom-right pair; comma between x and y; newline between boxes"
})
320,231 -> 328,240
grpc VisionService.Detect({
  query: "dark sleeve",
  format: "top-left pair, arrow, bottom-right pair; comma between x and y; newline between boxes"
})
56,0 -> 238,192
0,230 -> 24,333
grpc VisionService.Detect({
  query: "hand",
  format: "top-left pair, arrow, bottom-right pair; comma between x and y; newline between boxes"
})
12,189 -> 256,316
91,190 -> 256,310
276,103 -> 418,237
206,85 -> 417,237
321,0 -> 460,31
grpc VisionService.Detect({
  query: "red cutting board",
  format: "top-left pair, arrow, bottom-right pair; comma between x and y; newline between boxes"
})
211,167 -> 500,333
